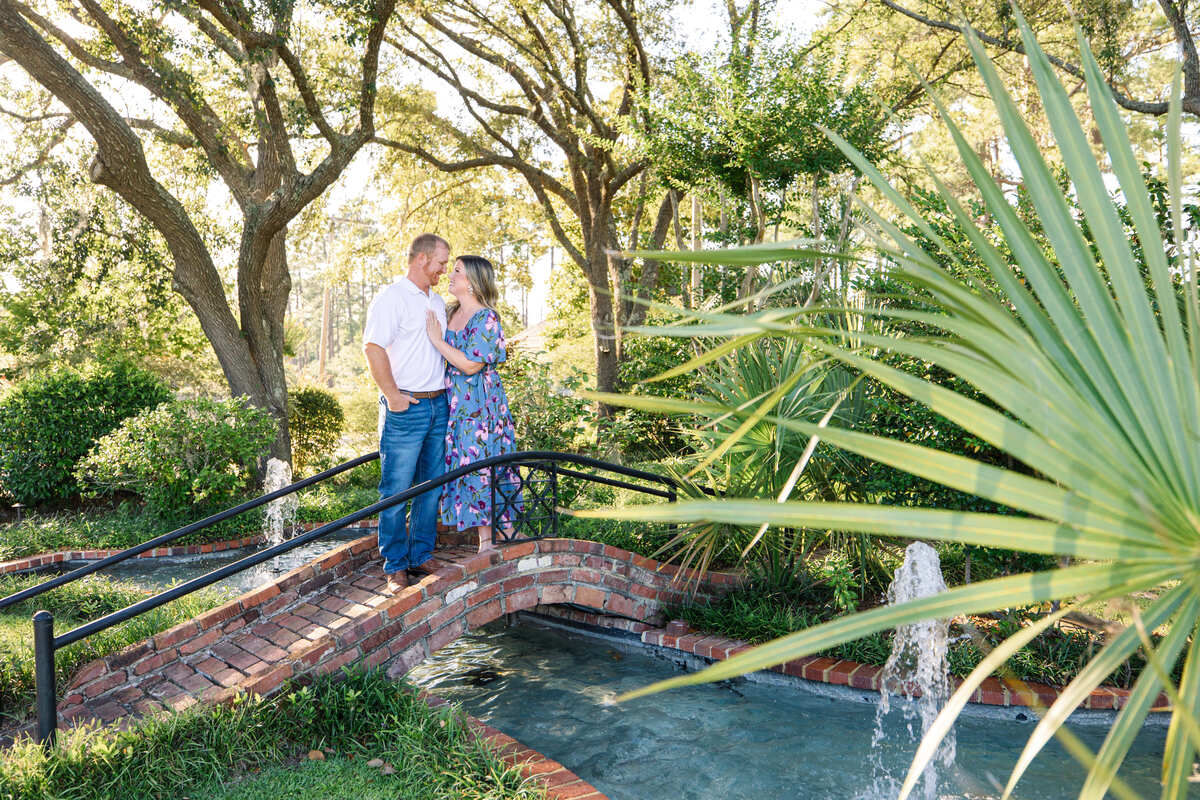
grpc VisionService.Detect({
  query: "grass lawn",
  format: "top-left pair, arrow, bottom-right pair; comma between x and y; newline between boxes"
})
203,751 -> 537,800
201,758 -> 416,800
0,573 -> 230,727
0,670 -> 545,800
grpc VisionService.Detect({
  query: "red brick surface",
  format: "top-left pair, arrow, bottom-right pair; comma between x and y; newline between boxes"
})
34,532 -> 734,748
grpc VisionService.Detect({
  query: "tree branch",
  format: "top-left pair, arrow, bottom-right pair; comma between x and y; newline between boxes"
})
245,0 -> 397,259
126,117 -> 198,148
385,27 -> 533,155
414,12 -> 574,151
1158,0 -> 1199,104
0,114 -> 74,185
373,133 -> 576,209
12,0 -> 133,79
193,0 -> 275,49
275,44 -> 338,144
171,3 -> 245,63
0,0 -> 242,352
878,0 -> 1196,116
0,101 -> 68,123
72,0 -> 256,200
527,176 -> 586,267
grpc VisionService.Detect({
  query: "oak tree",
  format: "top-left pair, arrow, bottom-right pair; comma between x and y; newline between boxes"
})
0,0 -> 397,460
376,0 -> 678,417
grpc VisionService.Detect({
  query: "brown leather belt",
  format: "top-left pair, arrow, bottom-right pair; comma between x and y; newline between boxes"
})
401,388 -> 445,399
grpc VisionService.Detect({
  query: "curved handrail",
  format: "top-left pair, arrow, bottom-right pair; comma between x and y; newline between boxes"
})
0,453 -> 381,612
53,450 -> 674,648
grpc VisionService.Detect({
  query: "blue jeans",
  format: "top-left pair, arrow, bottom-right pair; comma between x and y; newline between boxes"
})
377,394 -> 448,574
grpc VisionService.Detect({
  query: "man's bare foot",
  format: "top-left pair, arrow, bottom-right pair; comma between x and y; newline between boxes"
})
477,535 -> 495,554
384,572 -> 409,594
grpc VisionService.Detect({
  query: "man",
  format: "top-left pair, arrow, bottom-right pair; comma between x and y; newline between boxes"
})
363,233 -> 450,594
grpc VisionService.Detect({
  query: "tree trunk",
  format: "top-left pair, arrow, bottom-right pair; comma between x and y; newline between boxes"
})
319,284 -> 331,386
625,192 -> 676,330
586,248 -> 621,406
235,225 -> 292,462
690,194 -> 702,307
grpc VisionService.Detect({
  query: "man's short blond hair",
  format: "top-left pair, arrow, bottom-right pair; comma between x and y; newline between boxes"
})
409,233 -> 449,261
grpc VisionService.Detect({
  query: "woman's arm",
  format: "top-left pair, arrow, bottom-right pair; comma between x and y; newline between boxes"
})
426,310 -> 485,375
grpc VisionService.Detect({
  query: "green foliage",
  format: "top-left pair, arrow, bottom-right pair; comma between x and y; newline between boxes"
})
671,575 -> 1178,688
0,472 -> 381,563
76,397 -> 277,521
644,42 -> 892,244
0,362 -> 171,506
502,350 -> 590,453
295,483 -> 379,524
0,669 -> 544,800
644,338 -> 889,587
613,330 -> 702,460
600,19 -> 1200,798
0,158 -> 208,375
557,515 -> 696,563
647,46 -> 890,196
288,386 -> 346,476
0,573 -> 230,725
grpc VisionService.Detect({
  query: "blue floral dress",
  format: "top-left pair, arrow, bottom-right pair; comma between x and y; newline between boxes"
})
439,308 -> 523,530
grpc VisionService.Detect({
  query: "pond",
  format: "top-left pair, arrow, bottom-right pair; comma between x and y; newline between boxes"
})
407,616 -> 1195,800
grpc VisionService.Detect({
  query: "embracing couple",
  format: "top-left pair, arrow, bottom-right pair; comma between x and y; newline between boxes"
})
362,233 -> 521,595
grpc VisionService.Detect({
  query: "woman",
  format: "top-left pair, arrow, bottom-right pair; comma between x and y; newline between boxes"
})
425,255 -> 521,552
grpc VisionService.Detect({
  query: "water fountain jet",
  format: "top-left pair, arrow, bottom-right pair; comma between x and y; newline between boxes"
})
864,540 -> 954,800
263,457 -> 298,546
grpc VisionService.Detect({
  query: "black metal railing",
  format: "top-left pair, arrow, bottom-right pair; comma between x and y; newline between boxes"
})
1,450 -> 677,746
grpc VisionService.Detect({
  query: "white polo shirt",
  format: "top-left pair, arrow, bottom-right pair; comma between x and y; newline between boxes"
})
363,277 -> 447,392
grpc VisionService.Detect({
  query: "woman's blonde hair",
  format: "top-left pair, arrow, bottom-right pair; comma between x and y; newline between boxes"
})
447,255 -> 500,317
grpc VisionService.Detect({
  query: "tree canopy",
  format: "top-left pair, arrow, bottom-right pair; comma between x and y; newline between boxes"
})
0,0 -> 397,459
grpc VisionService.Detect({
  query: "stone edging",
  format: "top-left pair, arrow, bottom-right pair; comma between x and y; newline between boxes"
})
637,626 -> 1157,712
0,520 -> 376,576
422,692 -> 607,799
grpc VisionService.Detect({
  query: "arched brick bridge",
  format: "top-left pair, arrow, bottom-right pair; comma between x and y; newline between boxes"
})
57,530 -> 738,728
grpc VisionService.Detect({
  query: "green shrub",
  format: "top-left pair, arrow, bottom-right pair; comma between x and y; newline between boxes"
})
76,397 -> 276,520
614,329 -> 702,459
0,362 -> 170,505
287,386 -> 345,475
295,482 -> 379,523
503,350 -> 590,453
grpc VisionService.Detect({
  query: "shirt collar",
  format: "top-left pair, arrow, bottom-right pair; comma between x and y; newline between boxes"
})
400,276 -> 431,297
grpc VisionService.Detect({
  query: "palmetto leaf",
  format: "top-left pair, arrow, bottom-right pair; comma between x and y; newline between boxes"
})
622,240 -> 856,266
593,7 -> 1200,797
900,605 -> 1070,800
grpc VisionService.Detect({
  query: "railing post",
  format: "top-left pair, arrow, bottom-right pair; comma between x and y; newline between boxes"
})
33,610 -> 57,747
549,460 -> 559,538
489,463 -> 497,535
